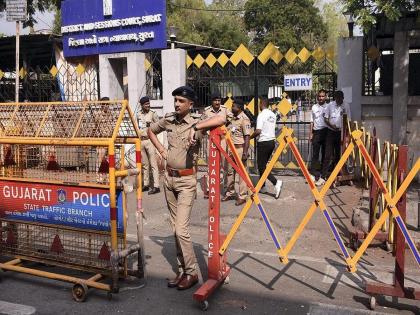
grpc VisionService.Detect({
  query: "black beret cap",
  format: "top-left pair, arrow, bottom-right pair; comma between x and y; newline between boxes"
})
233,98 -> 245,106
172,86 -> 196,101
139,96 -> 150,105
210,92 -> 221,100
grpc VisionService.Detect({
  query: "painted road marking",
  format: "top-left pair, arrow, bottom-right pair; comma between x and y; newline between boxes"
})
0,301 -> 36,315
127,233 -> 415,271
322,264 -> 420,289
309,302 -> 387,315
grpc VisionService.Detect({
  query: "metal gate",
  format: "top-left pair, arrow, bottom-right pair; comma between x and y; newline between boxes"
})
187,42 -> 337,169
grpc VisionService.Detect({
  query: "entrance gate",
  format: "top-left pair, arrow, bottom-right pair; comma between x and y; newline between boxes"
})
187,42 -> 337,169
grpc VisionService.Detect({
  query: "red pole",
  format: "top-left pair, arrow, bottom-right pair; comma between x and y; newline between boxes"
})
394,145 -> 407,293
207,129 -> 222,278
193,128 -> 230,308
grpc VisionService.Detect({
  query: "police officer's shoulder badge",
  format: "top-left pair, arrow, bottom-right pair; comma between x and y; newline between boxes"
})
191,112 -> 201,119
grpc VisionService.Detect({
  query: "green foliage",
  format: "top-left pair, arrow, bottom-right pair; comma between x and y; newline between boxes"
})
343,0 -> 420,29
167,0 -> 247,50
244,0 -> 328,53
321,1 -> 348,50
0,0 -> 60,28
52,7 -> 61,35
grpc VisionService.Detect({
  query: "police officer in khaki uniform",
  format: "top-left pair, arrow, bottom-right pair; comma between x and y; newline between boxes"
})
148,86 -> 225,290
138,96 -> 160,194
201,93 -> 233,198
222,98 -> 251,206
202,93 -> 232,121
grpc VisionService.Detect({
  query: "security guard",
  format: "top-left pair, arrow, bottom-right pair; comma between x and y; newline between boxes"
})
222,98 -> 251,206
202,92 -> 232,121
201,93 -> 232,198
138,96 -> 160,194
147,86 -> 225,290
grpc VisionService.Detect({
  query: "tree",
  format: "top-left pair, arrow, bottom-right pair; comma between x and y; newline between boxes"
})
320,1 -> 348,52
244,0 -> 328,53
205,0 -> 248,49
167,0 -> 248,50
0,0 -> 60,28
343,0 -> 420,29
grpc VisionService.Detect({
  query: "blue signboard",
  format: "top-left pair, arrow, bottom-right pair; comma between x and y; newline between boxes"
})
0,181 -> 125,233
61,0 -> 167,57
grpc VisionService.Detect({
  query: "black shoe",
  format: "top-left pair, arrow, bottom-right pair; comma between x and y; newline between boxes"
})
148,187 -> 160,195
142,186 -> 149,192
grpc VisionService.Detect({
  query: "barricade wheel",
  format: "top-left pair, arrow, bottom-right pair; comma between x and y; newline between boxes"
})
107,292 -> 113,300
351,238 -> 360,251
385,241 -> 392,252
223,276 -> 230,284
200,300 -> 209,311
72,283 -> 88,302
369,296 -> 376,310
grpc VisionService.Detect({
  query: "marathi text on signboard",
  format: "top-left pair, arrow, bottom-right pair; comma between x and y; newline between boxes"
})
6,0 -> 27,22
61,0 -> 167,57
0,181 -> 124,233
284,74 -> 313,91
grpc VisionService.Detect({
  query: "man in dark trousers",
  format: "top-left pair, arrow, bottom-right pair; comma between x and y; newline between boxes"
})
323,90 -> 348,177
309,89 -> 328,186
250,97 -> 282,199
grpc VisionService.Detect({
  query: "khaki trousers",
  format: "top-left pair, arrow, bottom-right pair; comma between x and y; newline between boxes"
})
225,146 -> 248,200
141,139 -> 160,188
164,173 -> 198,276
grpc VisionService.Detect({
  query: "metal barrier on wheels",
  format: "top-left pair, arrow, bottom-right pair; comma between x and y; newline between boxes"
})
0,100 -> 144,301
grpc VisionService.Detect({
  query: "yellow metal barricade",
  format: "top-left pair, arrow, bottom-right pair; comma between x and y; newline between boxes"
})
0,100 -> 144,301
219,126 -> 420,273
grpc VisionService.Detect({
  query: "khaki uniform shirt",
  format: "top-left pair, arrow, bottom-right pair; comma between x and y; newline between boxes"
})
201,105 -> 233,121
149,112 -> 202,170
138,110 -> 159,138
228,112 -> 251,145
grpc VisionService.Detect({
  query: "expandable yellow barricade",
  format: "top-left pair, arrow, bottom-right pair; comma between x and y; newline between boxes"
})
219,126 -> 420,272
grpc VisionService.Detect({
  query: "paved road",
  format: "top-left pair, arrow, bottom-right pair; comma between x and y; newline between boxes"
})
1,175 -> 419,314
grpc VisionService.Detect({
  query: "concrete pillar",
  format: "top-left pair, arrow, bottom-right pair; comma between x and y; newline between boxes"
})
337,37 -> 364,122
99,52 -> 146,112
161,49 -> 186,115
392,29 -> 409,144
126,52 -> 146,112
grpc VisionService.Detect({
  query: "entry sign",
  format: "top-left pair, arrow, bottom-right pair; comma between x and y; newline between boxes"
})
284,74 -> 313,91
6,0 -> 27,22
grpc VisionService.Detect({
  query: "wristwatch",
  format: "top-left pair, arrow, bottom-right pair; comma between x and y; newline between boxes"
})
192,123 -> 198,131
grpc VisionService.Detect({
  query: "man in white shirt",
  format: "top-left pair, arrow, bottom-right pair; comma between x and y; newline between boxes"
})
323,90 -> 348,178
250,97 -> 282,199
309,89 -> 328,186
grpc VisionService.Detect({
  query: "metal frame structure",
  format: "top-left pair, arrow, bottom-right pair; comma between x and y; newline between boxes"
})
365,145 -> 420,309
0,100 -> 144,301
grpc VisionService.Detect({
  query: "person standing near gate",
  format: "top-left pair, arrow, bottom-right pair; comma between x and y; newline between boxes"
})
138,96 -> 160,194
322,90 -> 349,177
250,97 -> 282,199
201,92 -> 232,198
222,98 -> 251,206
147,86 -> 225,290
309,89 -> 328,186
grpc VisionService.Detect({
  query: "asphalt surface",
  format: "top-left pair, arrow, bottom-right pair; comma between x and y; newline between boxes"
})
1,174 -> 419,314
